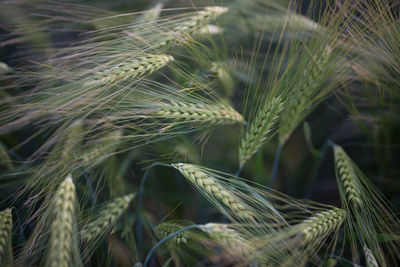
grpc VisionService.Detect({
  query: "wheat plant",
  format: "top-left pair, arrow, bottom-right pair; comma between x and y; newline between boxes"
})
0,0 -> 400,266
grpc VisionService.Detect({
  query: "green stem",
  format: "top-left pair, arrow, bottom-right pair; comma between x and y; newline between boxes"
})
269,143 -> 283,187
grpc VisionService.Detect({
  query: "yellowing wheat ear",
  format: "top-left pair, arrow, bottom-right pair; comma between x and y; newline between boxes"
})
0,209 -> 12,266
45,175 -> 78,267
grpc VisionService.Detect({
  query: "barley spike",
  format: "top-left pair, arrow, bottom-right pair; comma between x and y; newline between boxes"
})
239,96 -> 283,165
364,245 -> 379,267
173,163 -> 253,220
84,54 -> 174,87
80,193 -> 135,244
333,145 -> 362,206
157,101 -> 243,125
155,222 -> 188,245
0,209 -> 12,265
45,175 -> 76,267
300,208 -> 346,242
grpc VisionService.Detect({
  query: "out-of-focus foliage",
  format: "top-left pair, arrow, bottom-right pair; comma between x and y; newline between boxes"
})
1,0 -> 400,266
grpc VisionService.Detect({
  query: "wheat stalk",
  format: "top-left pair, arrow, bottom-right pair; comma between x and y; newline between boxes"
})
0,209 -> 12,266
299,207 -> 346,242
239,96 -> 283,166
155,222 -> 189,245
83,54 -> 174,87
173,163 -> 253,220
364,245 -> 379,267
45,175 -> 77,267
80,193 -> 135,244
333,145 -> 362,206
157,101 -> 243,125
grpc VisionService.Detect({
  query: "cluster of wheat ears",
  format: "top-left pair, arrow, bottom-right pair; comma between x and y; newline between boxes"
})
0,0 -> 399,266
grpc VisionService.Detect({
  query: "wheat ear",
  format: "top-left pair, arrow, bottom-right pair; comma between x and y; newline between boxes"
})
279,48 -> 331,144
81,130 -> 122,166
45,175 -> 76,267
157,6 -> 228,48
0,209 -> 12,266
80,193 -> 135,244
84,54 -> 174,87
333,145 -> 362,206
364,245 -> 379,267
61,119 -> 83,161
155,222 -> 189,245
173,163 -> 253,220
239,96 -> 283,166
201,223 -> 252,257
157,101 -> 243,125
300,208 -> 346,242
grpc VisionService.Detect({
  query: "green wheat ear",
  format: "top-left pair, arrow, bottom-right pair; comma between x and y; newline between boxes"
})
83,54 -> 174,87
200,223 -> 253,258
61,119 -> 84,162
364,245 -> 379,267
156,6 -> 228,49
278,47 -> 333,145
299,207 -> 346,242
155,222 -> 189,245
333,143 -> 400,266
80,130 -> 122,168
239,96 -> 283,166
45,175 -> 80,267
333,145 -> 362,205
173,163 -> 254,221
80,193 -> 135,259
157,101 -> 243,125
0,209 -> 12,266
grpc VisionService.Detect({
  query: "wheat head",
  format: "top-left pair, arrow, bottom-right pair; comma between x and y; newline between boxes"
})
45,175 -> 77,267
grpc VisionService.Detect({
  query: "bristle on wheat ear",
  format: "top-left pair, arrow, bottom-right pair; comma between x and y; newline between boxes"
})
172,163 -> 253,220
45,175 -> 76,267
333,145 -> 362,205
